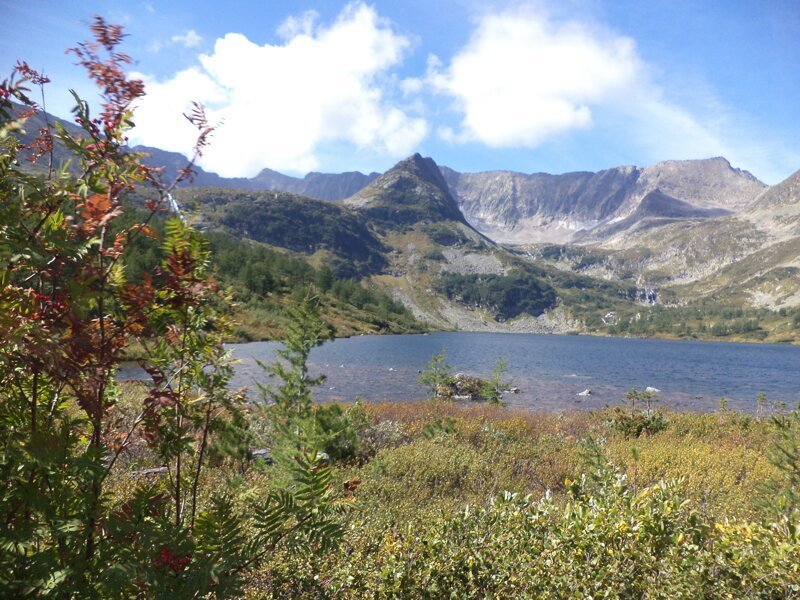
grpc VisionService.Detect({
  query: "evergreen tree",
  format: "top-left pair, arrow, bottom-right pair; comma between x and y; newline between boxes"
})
258,294 -> 333,425
418,349 -> 453,398
315,265 -> 334,292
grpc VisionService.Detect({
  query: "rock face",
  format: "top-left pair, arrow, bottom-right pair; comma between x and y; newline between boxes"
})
442,158 -> 766,243
579,189 -> 732,241
441,165 -> 639,243
634,157 -> 764,210
744,169 -> 800,238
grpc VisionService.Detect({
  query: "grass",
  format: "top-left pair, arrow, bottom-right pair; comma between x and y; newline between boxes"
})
108,383 -> 796,596
110,385 -> 783,521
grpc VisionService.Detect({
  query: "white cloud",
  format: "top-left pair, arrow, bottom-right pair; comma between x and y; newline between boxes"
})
277,10 -> 319,39
427,6 -> 796,183
130,3 -> 426,176
171,29 -> 203,48
428,8 -> 643,147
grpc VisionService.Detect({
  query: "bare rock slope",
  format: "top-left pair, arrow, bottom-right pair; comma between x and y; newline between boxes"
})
442,158 -> 765,244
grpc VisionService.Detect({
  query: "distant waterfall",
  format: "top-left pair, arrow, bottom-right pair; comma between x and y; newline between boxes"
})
166,192 -> 186,224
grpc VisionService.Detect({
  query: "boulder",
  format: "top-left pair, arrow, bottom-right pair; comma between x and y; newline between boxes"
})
250,448 -> 273,465
437,373 -> 493,402
129,466 -> 169,478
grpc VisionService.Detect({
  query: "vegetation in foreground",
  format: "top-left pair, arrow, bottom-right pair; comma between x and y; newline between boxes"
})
108,387 -> 800,598
2,17 -> 799,600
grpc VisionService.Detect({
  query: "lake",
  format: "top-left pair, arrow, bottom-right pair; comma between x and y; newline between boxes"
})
118,332 -> 800,413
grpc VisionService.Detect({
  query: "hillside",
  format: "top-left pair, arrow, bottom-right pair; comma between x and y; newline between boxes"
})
116,206 -> 424,341
174,187 -> 388,278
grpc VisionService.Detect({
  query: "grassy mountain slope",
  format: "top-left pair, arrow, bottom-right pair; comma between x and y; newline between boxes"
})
117,207 -> 424,341
174,187 -> 387,278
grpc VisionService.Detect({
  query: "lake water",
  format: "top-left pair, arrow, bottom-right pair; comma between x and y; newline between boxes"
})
118,332 -> 800,413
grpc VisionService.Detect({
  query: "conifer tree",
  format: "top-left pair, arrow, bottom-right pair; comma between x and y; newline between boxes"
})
259,294 -> 333,419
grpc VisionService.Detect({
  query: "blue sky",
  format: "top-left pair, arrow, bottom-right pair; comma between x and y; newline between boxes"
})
2,0 -> 799,183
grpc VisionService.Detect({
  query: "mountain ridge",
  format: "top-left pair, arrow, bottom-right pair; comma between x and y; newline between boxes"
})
13,104 -> 800,339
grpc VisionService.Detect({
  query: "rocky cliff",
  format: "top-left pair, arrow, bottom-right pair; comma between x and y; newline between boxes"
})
442,158 -> 765,244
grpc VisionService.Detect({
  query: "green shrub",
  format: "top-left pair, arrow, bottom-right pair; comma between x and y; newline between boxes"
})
256,443 -> 800,597
609,388 -> 668,438
417,349 -> 454,398
422,248 -> 446,261
311,403 -> 369,462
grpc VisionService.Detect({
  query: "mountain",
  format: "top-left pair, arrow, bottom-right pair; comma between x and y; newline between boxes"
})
441,166 -> 639,243
11,103 -> 800,341
345,153 -> 467,229
442,158 -> 765,244
134,145 -> 378,199
250,167 -> 379,200
6,102 -> 376,199
174,153 -> 636,333
10,103 -> 767,247
340,155 -> 644,332
522,165 -> 800,341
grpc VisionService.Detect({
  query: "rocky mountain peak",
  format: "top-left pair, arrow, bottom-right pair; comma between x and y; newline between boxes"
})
349,153 -> 453,202
396,152 -> 453,192
637,157 -> 765,210
748,168 -> 800,211
344,154 -> 466,228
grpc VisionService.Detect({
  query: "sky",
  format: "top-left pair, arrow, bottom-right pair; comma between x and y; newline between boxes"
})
2,0 -> 799,184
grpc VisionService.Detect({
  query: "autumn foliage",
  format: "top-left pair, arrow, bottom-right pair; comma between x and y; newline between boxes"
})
0,17 -> 344,597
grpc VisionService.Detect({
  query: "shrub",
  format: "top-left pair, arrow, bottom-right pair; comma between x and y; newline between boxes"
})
0,21 -> 347,597
480,356 -> 510,404
609,388 -> 668,437
417,348 -> 454,398
437,268 -> 557,320
422,248 -> 446,261
259,441 -> 800,597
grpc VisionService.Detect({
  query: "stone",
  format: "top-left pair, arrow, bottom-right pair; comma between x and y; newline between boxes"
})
250,448 -> 273,465
130,466 -> 169,478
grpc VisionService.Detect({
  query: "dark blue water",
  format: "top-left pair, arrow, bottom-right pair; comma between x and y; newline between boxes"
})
118,332 -> 800,413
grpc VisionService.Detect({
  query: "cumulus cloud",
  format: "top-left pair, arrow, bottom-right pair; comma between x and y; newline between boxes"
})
171,29 -> 203,48
130,3 -> 427,176
428,8 -> 643,147
427,6 -> 794,182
